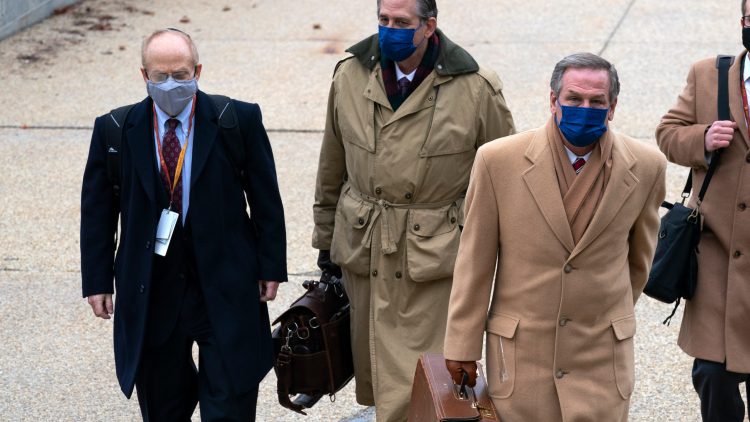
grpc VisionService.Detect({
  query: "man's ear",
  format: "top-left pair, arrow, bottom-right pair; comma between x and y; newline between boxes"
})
608,98 -> 618,121
140,68 -> 149,83
424,17 -> 437,38
194,64 -> 203,81
549,90 -> 558,115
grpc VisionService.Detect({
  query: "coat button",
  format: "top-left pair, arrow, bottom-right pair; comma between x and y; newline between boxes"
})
564,264 -> 573,273
734,251 -> 742,258
372,270 -> 378,277
739,203 -> 747,211
358,218 -> 365,225
405,192 -> 413,200
555,369 -> 566,379
413,224 -> 420,231
559,317 -> 570,327
179,273 -> 186,280
375,187 -> 383,195
395,271 -> 402,279
746,155 -> 750,163
450,217 -> 457,224
139,284 -> 145,293
145,241 -> 151,249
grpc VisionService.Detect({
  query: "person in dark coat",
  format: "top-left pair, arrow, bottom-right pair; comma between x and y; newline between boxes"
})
80,28 -> 287,421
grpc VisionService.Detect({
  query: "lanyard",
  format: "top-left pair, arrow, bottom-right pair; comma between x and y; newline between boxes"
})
154,97 -> 196,208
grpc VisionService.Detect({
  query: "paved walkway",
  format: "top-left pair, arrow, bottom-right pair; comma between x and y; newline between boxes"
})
0,0 -> 743,420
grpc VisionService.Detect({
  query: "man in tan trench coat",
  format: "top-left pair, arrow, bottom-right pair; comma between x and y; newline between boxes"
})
656,3 -> 750,420
444,53 -> 666,421
311,0 -> 515,420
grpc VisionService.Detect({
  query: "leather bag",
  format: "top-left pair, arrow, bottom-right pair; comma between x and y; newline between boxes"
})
272,274 -> 354,414
644,54 -> 732,324
408,353 -> 499,422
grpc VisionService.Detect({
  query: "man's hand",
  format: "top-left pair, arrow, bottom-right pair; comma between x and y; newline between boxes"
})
87,294 -> 113,319
705,120 -> 737,152
259,281 -> 280,302
445,359 -> 478,387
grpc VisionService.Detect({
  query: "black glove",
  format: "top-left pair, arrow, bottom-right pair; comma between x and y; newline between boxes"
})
317,250 -> 342,279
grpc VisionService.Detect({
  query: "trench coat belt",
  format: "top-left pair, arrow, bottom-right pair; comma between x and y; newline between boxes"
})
346,185 -> 458,255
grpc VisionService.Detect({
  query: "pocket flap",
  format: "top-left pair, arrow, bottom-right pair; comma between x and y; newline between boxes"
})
611,315 -> 636,340
408,204 -> 457,237
486,313 -> 519,339
340,191 -> 373,229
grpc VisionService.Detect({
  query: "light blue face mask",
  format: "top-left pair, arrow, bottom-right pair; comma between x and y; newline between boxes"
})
146,77 -> 198,117
378,24 -> 424,62
556,102 -> 610,147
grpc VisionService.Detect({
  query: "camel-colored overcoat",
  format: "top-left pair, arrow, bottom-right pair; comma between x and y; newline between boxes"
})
444,121 -> 666,421
656,51 -> 750,373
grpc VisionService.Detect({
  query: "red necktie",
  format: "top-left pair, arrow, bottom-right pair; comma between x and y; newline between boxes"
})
161,118 -> 183,213
572,157 -> 586,175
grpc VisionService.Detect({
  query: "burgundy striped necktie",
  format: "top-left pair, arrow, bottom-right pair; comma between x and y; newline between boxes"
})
398,77 -> 411,97
572,157 -> 586,175
161,118 -> 183,213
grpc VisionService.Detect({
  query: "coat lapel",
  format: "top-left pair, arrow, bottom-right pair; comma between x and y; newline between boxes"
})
729,52 -> 749,148
190,91 -> 219,188
569,133 -> 638,259
125,98 -> 157,205
384,72 -> 439,126
522,130 -> 575,253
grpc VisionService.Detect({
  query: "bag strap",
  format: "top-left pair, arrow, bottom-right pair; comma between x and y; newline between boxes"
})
105,104 -> 136,197
208,94 -> 249,193
692,55 -> 734,204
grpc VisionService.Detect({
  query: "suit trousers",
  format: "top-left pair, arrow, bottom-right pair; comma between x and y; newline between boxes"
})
135,271 -> 259,422
692,358 -> 750,422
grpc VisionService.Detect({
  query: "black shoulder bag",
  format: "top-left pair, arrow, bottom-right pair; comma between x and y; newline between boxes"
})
644,54 -> 733,325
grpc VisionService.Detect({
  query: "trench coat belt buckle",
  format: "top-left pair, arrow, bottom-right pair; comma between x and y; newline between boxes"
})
349,187 -> 457,256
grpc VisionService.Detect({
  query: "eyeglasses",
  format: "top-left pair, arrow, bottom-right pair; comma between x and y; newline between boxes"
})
146,69 -> 195,83
743,15 -> 750,27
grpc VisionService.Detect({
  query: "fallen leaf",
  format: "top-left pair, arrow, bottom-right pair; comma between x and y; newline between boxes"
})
179,16 -> 191,24
313,23 -> 322,30
222,6 -> 231,12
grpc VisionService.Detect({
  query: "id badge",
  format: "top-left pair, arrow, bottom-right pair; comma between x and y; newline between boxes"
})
155,209 -> 179,256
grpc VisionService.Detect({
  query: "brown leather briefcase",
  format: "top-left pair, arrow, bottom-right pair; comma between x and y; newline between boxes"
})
408,353 -> 499,422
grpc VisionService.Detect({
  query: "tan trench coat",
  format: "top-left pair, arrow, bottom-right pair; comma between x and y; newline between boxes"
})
312,30 -> 515,421
444,121 -> 666,421
656,52 -> 750,373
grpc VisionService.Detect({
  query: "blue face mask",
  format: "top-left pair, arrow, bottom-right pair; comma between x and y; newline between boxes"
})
556,103 -> 610,147
378,25 -> 422,62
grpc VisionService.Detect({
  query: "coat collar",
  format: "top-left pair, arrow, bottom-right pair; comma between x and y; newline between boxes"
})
522,122 -> 638,257
345,28 -> 479,76
124,90 -> 219,205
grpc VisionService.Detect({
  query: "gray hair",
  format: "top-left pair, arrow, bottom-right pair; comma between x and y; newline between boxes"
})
377,0 -> 438,21
141,28 -> 199,68
550,52 -> 620,103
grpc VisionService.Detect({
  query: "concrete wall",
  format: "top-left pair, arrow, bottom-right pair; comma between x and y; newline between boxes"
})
0,0 -> 79,40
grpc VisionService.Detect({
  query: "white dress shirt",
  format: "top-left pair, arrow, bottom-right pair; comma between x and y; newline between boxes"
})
395,64 -> 417,82
153,99 -> 195,223
564,146 -> 592,165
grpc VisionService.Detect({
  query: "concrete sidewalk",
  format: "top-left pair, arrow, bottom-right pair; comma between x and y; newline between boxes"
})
0,0 -> 743,420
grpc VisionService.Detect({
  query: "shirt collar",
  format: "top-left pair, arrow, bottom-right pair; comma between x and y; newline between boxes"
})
153,98 -> 194,136
744,53 -> 750,82
564,146 -> 592,164
395,64 -> 417,82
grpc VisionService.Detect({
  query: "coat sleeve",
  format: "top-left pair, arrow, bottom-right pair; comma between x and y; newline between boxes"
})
80,115 -> 119,298
312,81 -> 347,250
475,68 -> 516,148
239,103 -> 288,282
444,148 -> 500,361
655,63 -> 711,169
628,155 -> 667,304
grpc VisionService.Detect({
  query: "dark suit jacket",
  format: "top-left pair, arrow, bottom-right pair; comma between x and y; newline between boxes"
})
80,90 -> 287,398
